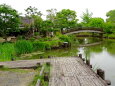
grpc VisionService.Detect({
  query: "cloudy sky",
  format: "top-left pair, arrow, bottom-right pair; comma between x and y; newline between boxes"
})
0,0 -> 115,20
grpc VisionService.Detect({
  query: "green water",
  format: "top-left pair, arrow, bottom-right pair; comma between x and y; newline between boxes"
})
78,38 -> 115,86
31,37 -> 115,85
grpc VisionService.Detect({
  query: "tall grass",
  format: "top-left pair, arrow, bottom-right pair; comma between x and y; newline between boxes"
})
14,40 -> 33,55
33,40 -> 62,51
33,41 -> 48,51
0,43 -> 15,61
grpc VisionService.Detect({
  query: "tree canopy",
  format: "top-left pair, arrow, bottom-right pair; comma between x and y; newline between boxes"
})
81,9 -> 93,26
25,6 -> 42,17
25,6 -> 43,36
0,4 -> 20,39
106,9 -> 115,24
46,9 -> 57,22
55,9 -> 78,30
88,17 -> 104,28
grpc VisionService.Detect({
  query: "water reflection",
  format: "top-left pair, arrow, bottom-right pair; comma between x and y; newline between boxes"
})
78,38 -> 115,86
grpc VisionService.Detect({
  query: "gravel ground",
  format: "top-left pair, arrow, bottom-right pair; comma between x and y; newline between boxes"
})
0,70 -> 36,86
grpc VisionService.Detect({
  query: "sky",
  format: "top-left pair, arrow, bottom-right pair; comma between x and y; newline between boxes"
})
0,0 -> 115,21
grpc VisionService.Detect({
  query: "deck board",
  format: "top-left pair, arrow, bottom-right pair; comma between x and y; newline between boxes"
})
49,57 -> 107,86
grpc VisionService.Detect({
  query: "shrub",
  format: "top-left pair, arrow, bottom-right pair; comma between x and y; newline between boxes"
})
108,34 -> 115,38
34,32 -> 40,36
29,37 -> 36,42
59,35 -> 71,43
33,40 -> 62,51
17,36 -> 25,40
15,40 -> 33,55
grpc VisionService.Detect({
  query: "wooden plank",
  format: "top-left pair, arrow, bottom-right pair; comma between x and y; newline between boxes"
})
49,57 -> 107,86
36,65 -> 45,86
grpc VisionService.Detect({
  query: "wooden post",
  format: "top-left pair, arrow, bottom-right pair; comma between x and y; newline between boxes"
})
0,65 -> 4,68
79,54 -> 85,61
46,62 -> 50,66
11,57 -> 15,61
79,54 -> 82,59
44,72 -> 49,81
36,63 -> 41,67
86,59 -> 90,66
40,56 -> 43,59
105,80 -> 111,85
48,56 -> 51,58
97,69 -> 105,80
90,65 -> 92,68
82,58 -> 85,61
63,42 -> 69,48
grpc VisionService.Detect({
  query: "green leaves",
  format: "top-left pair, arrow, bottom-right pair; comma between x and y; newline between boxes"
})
25,6 -> 42,17
55,9 -> 78,29
88,17 -> 104,28
0,4 -> 20,38
81,9 -> 93,26
106,10 -> 115,24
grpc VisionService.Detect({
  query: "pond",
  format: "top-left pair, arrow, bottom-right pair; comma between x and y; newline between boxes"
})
31,37 -> 115,86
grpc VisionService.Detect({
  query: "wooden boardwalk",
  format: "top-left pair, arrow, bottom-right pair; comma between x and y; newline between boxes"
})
49,57 -> 107,86
0,59 -> 50,68
0,57 -> 108,86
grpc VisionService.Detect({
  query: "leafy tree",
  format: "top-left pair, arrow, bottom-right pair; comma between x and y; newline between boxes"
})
0,4 -> 20,41
104,22 -> 114,34
81,9 -> 93,26
33,15 -> 43,32
41,20 -> 53,37
25,6 -> 42,36
25,6 -> 42,17
55,9 -> 78,32
88,17 -> 104,29
46,8 -> 57,22
106,10 -> 115,24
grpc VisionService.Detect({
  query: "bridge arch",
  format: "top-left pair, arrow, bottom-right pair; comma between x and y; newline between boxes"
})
63,27 -> 103,35
63,27 -> 104,38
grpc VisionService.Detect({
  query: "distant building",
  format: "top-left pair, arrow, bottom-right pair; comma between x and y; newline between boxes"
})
20,17 -> 34,28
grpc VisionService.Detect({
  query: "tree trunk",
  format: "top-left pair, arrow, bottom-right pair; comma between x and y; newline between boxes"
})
32,28 -> 35,36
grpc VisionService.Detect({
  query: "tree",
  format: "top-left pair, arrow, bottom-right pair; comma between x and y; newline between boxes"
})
106,10 -> 115,24
0,4 -> 20,41
25,6 -> 42,36
33,15 -> 43,32
81,9 -> 93,26
55,9 -> 78,32
41,20 -> 53,37
46,8 -> 57,22
104,22 -> 114,34
25,6 -> 42,17
88,17 -> 104,29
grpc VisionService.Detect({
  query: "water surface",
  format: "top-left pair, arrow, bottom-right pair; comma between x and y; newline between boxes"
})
34,37 -> 115,85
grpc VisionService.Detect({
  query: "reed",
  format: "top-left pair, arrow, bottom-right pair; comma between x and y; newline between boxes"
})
0,43 -> 15,61
14,40 -> 33,55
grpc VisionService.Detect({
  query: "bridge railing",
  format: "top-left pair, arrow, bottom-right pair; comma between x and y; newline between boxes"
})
63,27 -> 103,34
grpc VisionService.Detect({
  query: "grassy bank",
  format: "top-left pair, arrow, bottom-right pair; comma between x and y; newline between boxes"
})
29,63 -> 50,86
0,34 -> 76,61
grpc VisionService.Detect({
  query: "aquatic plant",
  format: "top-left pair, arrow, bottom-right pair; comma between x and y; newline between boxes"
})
15,40 -> 33,55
